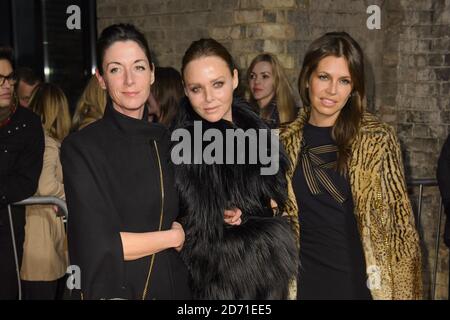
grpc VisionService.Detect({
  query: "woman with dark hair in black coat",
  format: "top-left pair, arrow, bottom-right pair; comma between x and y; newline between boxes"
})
61,24 -> 191,300
172,38 -> 298,299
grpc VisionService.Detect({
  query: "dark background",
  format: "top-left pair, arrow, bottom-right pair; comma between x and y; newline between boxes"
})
0,0 -> 97,113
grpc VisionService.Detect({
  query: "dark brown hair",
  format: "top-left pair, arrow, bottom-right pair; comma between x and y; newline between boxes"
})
0,46 -> 17,107
298,31 -> 365,174
16,67 -> 41,86
96,24 -> 153,75
181,38 -> 236,80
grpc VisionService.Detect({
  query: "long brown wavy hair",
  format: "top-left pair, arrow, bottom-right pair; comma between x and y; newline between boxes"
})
298,32 -> 365,174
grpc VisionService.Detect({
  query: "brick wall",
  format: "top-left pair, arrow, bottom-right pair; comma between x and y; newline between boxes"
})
96,0 -> 450,299
389,0 -> 450,299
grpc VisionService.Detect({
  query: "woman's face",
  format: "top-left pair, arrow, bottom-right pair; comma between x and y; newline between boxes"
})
183,56 -> 238,122
308,55 -> 353,127
0,59 -> 14,108
96,40 -> 154,119
249,61 -> 275,108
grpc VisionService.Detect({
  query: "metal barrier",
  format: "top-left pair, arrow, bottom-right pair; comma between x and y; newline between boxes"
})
7,196 -> 67,300
5,187 -> 449,299
14,196 -> 68,219
407,179 -> 447,300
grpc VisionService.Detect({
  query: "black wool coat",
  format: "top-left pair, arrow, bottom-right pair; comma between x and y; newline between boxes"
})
0,106 -> 44,299
0,106 -> 44,209
61,101 -> 191,300
173,97 -> 298,299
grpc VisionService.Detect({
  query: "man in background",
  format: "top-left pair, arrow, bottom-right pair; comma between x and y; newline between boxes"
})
0,47 -> 44,299
15,67 -> 41,108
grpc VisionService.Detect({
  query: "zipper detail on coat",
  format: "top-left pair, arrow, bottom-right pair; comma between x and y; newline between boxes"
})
142,140 -> 165,300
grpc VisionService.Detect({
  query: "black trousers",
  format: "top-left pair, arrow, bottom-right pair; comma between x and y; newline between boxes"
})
21,276 -> 67,300
0,207 -> 25,300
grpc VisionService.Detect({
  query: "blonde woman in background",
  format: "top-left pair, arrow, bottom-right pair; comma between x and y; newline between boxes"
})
247,53 -> 297,128
20,83 -> 71,300
72,75 -> 107,131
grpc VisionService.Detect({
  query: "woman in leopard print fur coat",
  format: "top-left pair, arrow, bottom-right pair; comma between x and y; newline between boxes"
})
280,32 -> 422,300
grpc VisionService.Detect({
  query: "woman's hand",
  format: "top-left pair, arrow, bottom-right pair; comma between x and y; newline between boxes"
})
270,199 -> 280,215
171,221 -> 185,252
270,199 -> 288,217
224,208 -> 242,226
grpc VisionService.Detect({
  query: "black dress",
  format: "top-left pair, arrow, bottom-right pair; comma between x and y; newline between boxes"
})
292,123 -> 371,300
61,101 -> 191,300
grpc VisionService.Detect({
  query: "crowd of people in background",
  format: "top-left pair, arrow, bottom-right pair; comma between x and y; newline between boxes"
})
2,22 -> 450,300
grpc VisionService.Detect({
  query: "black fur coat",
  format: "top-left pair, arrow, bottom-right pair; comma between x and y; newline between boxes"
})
172,97 -> 297,299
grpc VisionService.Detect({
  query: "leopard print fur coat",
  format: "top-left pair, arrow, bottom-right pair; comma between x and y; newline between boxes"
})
280,110 -> 422,300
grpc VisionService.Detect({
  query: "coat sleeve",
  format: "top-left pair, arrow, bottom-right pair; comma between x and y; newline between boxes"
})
382,128 -> 422,299
37,136 -> 65,199
278,126 -> 300,245
0,122 -> 44,208
437,135 -> 450,212
61,137 -> 129,299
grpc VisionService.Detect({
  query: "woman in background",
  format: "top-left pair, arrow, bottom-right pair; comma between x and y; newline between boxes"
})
71,75 -> 107,131
247,53 -> 297,128
21,83 -> 71,299
148,66 -> 184,128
